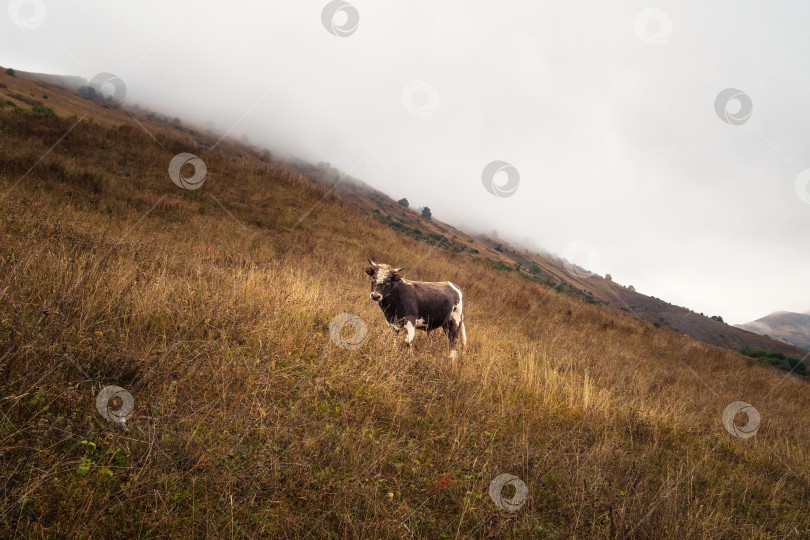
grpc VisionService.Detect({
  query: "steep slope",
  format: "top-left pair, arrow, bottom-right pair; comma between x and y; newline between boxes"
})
1,68 -> 809,537
735,311 -> 810,350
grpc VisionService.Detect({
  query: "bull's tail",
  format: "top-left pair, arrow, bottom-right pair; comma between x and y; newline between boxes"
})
460,318 -> 467,347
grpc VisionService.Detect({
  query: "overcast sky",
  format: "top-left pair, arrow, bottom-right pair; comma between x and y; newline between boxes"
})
3,0 -> 810,324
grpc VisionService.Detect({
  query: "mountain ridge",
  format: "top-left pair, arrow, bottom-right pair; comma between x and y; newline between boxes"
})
735,311 -> 810,351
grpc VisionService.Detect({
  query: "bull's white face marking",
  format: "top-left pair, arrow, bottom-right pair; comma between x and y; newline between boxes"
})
373,264 -> 394,284
405,320 -> 415,344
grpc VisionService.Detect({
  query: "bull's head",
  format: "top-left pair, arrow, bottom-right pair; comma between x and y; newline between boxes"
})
364,258 -> 405,302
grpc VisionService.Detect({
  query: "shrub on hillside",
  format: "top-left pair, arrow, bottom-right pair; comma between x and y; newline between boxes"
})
32,105 -> 56,116
9,93 -> 42,107
740,348 -> 808,375
77,85 -> 97,100
494,261 -> 514,272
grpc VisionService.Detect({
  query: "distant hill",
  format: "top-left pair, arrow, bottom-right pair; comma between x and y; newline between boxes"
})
735,311 -> 810,351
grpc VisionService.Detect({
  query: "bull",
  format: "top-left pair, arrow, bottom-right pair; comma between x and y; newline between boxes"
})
364,259 -> 466,357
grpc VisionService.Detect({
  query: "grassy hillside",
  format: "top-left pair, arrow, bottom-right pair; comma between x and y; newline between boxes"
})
1,69 -> 809,538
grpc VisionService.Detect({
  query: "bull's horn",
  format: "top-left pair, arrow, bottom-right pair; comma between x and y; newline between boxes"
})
393,267 -> 405,273
367,258 -> 377,266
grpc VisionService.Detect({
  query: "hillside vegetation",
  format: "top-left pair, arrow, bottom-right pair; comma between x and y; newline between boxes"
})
1,70 -> 809,538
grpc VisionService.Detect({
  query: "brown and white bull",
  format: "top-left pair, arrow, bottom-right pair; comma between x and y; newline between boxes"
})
364,259 -> 466,357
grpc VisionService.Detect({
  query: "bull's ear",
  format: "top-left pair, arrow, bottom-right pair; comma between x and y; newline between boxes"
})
391,273 -> 401,281
364,266 -> 375,276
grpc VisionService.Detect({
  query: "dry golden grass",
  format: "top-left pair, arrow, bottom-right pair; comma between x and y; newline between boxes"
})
0,72 -> 809,538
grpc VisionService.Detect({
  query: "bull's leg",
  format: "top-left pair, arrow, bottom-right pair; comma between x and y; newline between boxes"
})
404,318 -> 416,352
446,320 -> 460,359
